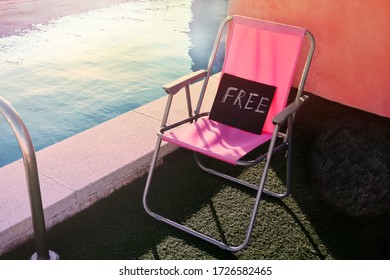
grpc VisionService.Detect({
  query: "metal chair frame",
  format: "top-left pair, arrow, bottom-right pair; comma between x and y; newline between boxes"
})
143,16 -> 315,252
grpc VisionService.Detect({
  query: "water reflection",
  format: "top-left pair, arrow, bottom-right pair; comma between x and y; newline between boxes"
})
0,0 -> 132,37
189,0 -> 228,72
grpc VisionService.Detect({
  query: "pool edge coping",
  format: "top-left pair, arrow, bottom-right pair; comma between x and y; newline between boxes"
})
0,74 -> 219,256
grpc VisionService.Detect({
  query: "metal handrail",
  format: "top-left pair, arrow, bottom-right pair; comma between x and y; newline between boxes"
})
0,96 -> 59,260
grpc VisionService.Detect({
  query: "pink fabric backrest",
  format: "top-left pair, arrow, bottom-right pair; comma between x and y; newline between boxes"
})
222,16 -> 306,133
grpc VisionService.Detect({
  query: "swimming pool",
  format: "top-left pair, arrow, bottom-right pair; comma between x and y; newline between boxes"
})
0,0 -> 227,167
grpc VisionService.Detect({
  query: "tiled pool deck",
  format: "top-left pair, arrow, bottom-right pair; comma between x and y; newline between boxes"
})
0,73 -> 220,255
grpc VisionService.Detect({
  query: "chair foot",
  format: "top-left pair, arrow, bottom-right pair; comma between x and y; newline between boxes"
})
144,201 -> 248,252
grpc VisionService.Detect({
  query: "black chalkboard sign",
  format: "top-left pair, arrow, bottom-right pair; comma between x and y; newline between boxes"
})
209,73 -> 276,134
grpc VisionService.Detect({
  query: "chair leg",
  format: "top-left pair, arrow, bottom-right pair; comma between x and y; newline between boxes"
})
143,126 -> 287,251
284,115 -> 294,197
194,138 -> 291,199
194,154 -> 289,199
143,138 -> 249,251
143,137 -> 164,217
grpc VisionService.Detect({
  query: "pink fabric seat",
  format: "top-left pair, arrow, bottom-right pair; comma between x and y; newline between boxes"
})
163,118 -> 272,165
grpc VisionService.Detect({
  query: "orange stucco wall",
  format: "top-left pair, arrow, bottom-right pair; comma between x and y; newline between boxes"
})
228,0 -> 390,118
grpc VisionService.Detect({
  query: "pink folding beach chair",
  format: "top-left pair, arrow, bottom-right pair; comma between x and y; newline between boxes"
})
143,15 -> 315,251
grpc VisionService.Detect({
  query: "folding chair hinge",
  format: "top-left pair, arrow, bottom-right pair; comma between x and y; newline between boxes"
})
278,132 -> 286,138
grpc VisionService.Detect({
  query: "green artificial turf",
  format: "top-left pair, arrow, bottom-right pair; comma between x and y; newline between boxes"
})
2,94 -> 389,260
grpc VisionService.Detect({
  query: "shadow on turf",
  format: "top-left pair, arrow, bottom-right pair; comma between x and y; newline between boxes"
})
2,93 -> 388,260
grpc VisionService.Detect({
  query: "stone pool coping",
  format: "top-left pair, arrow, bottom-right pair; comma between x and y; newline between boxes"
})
0,73 -> 219,256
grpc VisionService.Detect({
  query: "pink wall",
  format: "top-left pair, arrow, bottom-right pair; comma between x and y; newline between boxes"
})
228,0 -> 390,117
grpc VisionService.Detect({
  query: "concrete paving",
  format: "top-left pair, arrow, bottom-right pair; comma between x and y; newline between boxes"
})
0,73 -> 219,255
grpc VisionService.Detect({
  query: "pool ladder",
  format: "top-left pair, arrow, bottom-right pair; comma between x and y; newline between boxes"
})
0,96 -> 59,260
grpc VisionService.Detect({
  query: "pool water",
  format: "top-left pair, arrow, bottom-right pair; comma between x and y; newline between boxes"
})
0,0 -> 228,167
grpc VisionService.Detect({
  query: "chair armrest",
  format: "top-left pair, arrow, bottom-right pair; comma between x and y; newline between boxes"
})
272,95 -> 309,124
162,70 -> 207,95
